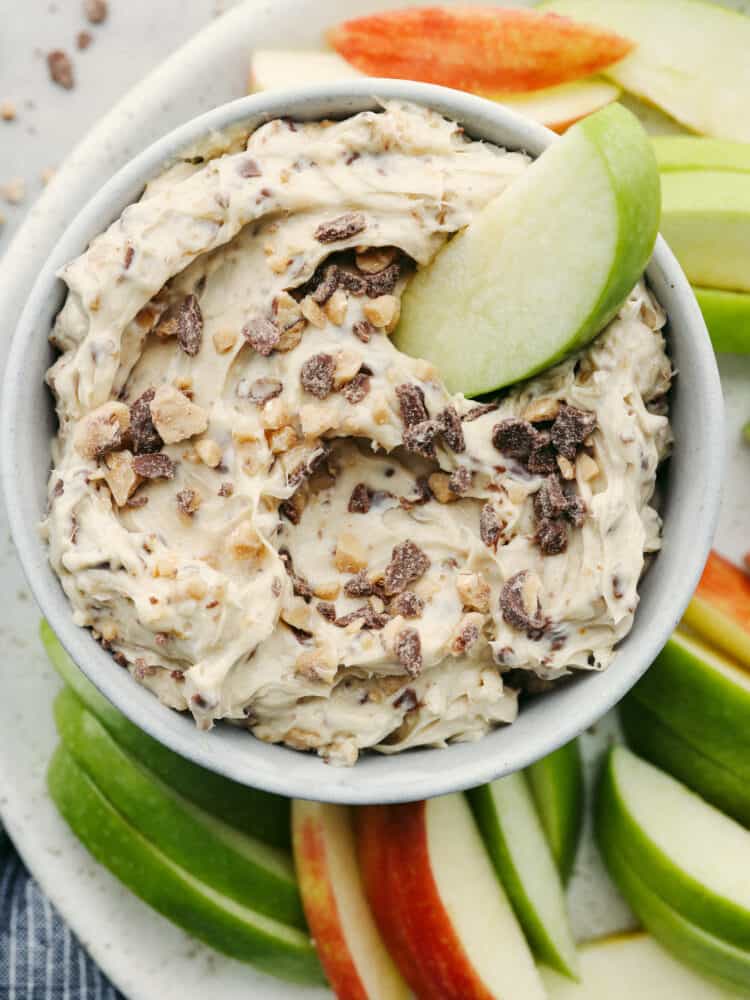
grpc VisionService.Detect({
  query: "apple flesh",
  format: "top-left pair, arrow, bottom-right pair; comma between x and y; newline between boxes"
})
40,620 -> 291,848
659,170 -> 750,293
544,0 -> 750,141
249,50 -> 362,92
525,739 -> 584,883
620,629 -> 750,827
694,287 -> 750,354
540,932 -> 738,998
467,773 -> 579,979
47,745 -> 324,984
394,102 -> 659,395
356,794 -> 546,999
596,746 -> 750,989
328,8 -> 632,94
652,136 -> 750,174
54,687 -> 304,927
682,551 -> 750,668
291,800 -> 409,999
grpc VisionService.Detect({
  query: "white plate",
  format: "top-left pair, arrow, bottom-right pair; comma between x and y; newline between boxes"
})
0,1 -> 748,997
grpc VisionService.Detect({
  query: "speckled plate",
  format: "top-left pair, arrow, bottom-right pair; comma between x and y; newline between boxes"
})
0,1 -> 748,997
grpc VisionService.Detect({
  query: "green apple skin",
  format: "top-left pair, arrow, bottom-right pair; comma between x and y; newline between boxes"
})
543,0 -> 750,142
467,774 -> 579,980
525,739 -> 584,883
694,287 -> 750,354
652,137 -> 750,174
40,620 -> 290,849
619,631 -> 750,826
54,688 -> 304,928
596,747 -> 750,952
47,745 -> 324,985
394,102 -> 659,396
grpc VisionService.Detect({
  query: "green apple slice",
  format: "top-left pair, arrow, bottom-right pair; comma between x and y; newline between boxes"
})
544,0 -> 750,142
467,773 -> 579,979
394,103 -> 659,395
54,687 -> 304,928
653,137 -> 750,174
694,287 -> 750,354
525,739 -> 584,883
40,620 -> 290,849
47,745 -> 324,984
540,932 -> 740,998
619,630 -> 750,825
660,170 -> 750,293
596,746 -> 750,951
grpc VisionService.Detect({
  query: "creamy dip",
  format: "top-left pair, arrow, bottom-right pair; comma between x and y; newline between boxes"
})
44,102 -> 672,765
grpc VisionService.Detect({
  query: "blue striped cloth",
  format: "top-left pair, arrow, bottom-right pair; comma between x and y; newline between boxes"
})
0,830 -> 121,999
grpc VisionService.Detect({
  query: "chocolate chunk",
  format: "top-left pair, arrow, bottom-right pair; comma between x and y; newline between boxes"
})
390,590 -> 424,619
278,548 -> 313,601
536,518 -> 569,556
364,262 -> 401,298
403,420 -> 439,459
237,157 -> 261,178
396,383 -> 429,427
352,320 -> 374,343
479,502 -> 501,548
533,476 -> 568,521
247,377 -> 283,405
316,601 -> 337,622
279,499 -> 301,524
384,540 -> 430,596
129,389 -> 163,454
527,432 -> 557,475
335,606 -> 390,630
125,495 -> 148,509
47,50 -> 74,89
176,487 -> 200,515
300,353 -> 335,398
344,572 -> 374,598
348,483 -> 372,514
243,316 -> 280,356
173,295 -> 203,357
492,418 -> 538,459
288,446 -> 330,489
132,452 -> 175,480
123,244 -> 134,270
395,628 -> 422,677
437,405 -> 465,453
393,687 -> 418,711
314,212 -> 366,244
500,571 -> 546,638
341,371 -> 370,404
453,622 -> 480,654
551,405 -> 597,461
564,493 -> 587,528
310,265 -> 340,305
448,466 -> 472,495
463,402 -> 499,423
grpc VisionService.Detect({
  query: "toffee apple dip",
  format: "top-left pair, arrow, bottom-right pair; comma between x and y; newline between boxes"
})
44,102 -> 672,765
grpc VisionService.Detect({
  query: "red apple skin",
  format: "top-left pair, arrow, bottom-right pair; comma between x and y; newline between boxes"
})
328,8 -> 633,95
294,808 -> 368,1000
356,803 -> 496,1000
683,550 -> 750,667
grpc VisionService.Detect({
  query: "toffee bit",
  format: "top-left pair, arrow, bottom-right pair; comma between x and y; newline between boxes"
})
533,476 -> 568,521
314,211 -> 366,244
334,606 -> 390,630
338,270 -> 369,296
218,481 -> 234,498
300,353 -> 335,398
132,452 -> 175,480
129,388 -> 163,455
479,502 -> 501,548
565,493 -> 587,528
237,157 -> 261,178
463,402 -> 499,423
243,316 -> 280,356
384,540 -> 430,596
393,687 -> 418,711
364,261 -> 401,298
500,571 -> 546,638
536,518 -> 568,556
390,590 -> 424,619
527,432 -> 557,475
344,571 -> 374,598
348,482 -> 372,514
175,295 -> 203,357
53,479 -> 64,498
551,404 -> 597,461
448,466 -> 472,495
491,418 -> 537,459
395,627 -> 422,677
47,50 -> 74,89
310,264 -> 340,305
123,244 -> 134,270
437,405 -> 465,453
316,601 -> 337,622
399,475 -> 432,510
352,319 -> 374,343
403,419 -> 439,459
395,383 -> 429,427
246,377 -> 283,405
84,0 -> 108,23
279,499 -> 301,524
125,494 -> 149,509
340,371 -> 370,404
453,622 -> 480,655
278,548 -> 313,601
176,487 -> 201,516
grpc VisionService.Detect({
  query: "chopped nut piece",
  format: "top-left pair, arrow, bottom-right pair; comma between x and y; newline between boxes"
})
577,453 -> 599,481
176,488 -> 201,516
153,554 -> 178,578
1,177 -> 25,204
276,323 -> 304,352
73,401 -> 130,460
269,425 -> 299,454
333,349 -> 363,388
149,384 -> 208,444
314,211 -> 366,244
300,296 -> 327,329
259,397 -> 291,430
480,502 -> 501,549
390,590 -> 424,619
428,472 -> 456,504
132,452 -> 175,480
300,353 -> 335,399
273,290 -> 304,331
47,50 -> 74,89
242,316 -> 280,356
228,520 -> 265,559
195,438 -> 222,468
1,101 -> 17,121
523,397 -> 561,423
356,246 -> 396,274
211,329 -> 236,355
334,531 -> 368,573
363,294 -> 399,331
314,581 -> 340,601
384,539 -> 430,596
556,454 -> 576,480
395,628 -> 422,677
103,450 -> 140,507
325,288 -> 348,326
456,572 -> 491,613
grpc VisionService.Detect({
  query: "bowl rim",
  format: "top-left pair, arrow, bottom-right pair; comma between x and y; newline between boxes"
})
1,79 -> 724,804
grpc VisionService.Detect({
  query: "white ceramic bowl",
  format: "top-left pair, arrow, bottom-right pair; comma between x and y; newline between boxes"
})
2,79 -> 724,804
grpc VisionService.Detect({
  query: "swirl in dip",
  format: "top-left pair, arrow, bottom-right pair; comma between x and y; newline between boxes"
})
44,102 -> 672,765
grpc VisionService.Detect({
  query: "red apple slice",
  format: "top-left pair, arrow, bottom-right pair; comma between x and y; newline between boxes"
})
328,8 -> 633,95
356,794 -> 546,999
682,550 -> 750,670
292,800 -> 409,1000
